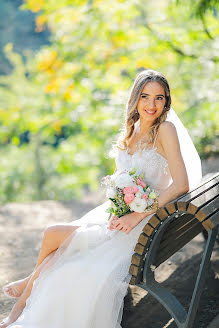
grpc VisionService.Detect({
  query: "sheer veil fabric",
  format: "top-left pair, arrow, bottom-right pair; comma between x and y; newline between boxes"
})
6,108 -> 202,328
166,107 -> 202,190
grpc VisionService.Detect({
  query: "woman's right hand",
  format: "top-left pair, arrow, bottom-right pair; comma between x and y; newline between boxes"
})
107,215 -> 118,231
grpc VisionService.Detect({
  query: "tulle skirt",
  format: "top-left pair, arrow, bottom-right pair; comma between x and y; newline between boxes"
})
8,200 -> 152,328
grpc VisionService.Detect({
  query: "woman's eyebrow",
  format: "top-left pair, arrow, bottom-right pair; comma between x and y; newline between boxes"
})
141,93 -> 165,97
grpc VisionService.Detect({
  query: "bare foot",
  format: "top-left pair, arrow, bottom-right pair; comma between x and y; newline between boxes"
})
0,299 -> 25,327
2,276 -> 30,299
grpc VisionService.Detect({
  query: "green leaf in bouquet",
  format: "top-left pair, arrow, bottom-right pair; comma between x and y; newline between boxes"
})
106,207 -> 114,213
129,167 -> 137,175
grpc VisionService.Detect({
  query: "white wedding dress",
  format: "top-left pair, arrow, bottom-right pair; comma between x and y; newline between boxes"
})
8,143 -> 172,328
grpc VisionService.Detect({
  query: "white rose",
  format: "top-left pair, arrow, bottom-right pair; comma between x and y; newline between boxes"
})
114,172 -> 135,189
106,188 -> 117,198
129,198 -> 147,213
135,191 -> 142,198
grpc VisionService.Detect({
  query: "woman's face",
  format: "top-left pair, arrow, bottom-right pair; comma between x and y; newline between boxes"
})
137,81 -> 166,123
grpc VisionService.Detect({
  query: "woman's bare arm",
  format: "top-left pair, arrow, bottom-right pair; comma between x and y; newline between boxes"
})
136,121 -> 189,221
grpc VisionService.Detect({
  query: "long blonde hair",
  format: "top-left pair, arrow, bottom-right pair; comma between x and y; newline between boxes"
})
116,69 -> 171,151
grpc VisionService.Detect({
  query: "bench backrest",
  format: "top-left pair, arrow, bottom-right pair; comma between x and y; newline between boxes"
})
129,173 -> 219,285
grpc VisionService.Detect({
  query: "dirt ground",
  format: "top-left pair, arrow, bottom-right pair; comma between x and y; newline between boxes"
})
0,157 -> 218,327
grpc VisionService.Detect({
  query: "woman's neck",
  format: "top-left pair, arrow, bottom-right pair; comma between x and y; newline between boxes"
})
138,119 -> 154,137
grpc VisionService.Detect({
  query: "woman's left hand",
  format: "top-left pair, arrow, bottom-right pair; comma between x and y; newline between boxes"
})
107,212 -> 144,234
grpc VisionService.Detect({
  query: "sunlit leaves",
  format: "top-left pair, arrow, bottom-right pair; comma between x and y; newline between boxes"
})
0,0 -> 217,203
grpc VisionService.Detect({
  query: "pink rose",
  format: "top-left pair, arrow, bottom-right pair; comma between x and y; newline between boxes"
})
142,194 -> 148,200
123,186 -> 139,194
124,193 -> 135,204
136,178 -> 146,189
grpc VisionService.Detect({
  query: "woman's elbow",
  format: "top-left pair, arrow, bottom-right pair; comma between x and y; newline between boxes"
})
174,180 -> 189,195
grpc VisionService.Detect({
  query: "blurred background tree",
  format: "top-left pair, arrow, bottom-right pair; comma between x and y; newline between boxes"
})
0,0 -> 218,203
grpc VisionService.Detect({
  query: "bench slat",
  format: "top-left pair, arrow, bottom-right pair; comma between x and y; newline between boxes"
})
161,213 -> 194,237
165,202 -> 177,214
176,174 -> 219,203
138,233 -> 149,246
202,209 -> 219,231
131,253 -> 143,266
134,243 -> 147,256
153,223 -> 203,267
178,183 -> 219,214
195,195 -> 219,221
129,263 -> 141,277
142,224 -> 155,236
155,208 -> 169,221
148,216 -> 161,228
159,217 -> 198,249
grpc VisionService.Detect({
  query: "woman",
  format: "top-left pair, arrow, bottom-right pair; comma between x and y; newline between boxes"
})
1,69 -> 202,328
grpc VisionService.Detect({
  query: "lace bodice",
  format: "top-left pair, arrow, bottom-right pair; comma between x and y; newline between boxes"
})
115,147 -> 172,193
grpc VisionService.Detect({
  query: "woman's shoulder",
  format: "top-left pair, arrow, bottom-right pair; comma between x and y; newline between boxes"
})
158,121 -> 176,134
157,120 -> 180,153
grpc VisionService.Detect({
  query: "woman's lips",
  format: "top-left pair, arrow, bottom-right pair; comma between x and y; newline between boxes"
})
145,109 -> 156,115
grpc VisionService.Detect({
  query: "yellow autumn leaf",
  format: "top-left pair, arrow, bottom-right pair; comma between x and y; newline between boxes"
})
45,77 -> 66,93
136,59 -> 152,68
51,120 -> 62,134
64,83 -> 75,101
37,49 -> 57,72
119,56 -> 129,65
36,15 -> 47,32
25,0 -> 44,13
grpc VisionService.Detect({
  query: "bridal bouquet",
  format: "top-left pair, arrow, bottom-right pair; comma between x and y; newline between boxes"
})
101,168 -> 159,221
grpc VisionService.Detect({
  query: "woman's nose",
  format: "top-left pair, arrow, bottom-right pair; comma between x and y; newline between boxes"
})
148,98 -> 156,108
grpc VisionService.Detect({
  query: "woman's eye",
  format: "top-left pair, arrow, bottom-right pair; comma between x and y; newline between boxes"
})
141,95 -> 147,99
157,97 -> 163,100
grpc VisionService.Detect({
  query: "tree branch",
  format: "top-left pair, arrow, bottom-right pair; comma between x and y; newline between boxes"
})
144,22 -> 218,63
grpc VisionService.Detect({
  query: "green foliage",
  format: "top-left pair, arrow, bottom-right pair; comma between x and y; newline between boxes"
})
0,0 -> 218,203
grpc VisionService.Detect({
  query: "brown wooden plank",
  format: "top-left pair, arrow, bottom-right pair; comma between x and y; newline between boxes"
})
148,216 -> 161,228
138,233 -> 149,246
195,196 -> 219,221
156,208 -> 169,221
129,264 -> 141,277
159,218 -> 199,249
163,213 -> 194,234
160,216 -> 197,243
131,253 -> 143,266
188,184 -> 219,209
134,243 -> 146,255
201,209 -> 219,231
176,202 -> 187,212
142,224 -> 154,236
153,223 -> 203,267
187,203 -> 199,215
165,202 -> 177,214
176,174 -> 219,203
130,274 -> 142,285
207,210 -> 219,227
202,219 -> 215,232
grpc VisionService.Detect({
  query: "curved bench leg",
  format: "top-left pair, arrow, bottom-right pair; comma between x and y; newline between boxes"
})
137,217 -> 218,328
185,226 -> 218,328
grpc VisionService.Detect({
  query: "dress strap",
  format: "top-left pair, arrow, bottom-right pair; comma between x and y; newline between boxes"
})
152,131 -> 158,148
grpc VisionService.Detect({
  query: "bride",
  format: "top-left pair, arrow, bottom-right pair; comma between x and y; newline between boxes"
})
0,69 -> 201,328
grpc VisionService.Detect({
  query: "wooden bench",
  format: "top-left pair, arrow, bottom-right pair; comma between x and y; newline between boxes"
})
129,172 -> 219,328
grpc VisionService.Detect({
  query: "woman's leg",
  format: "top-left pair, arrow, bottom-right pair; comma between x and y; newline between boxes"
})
3,224 -> 79,298
0,249 -> 57,328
